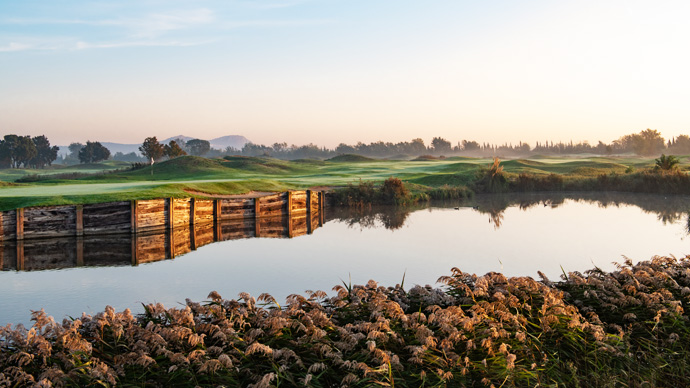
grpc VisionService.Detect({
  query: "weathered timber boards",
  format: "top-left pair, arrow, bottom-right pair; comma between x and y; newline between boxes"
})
0,191 -> 324,241
83,202 -> 131,234
23,206 -> 77,239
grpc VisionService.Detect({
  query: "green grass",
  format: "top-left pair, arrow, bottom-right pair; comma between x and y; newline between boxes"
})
0,155 -> 686,210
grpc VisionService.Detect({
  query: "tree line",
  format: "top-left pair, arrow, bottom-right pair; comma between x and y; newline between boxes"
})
0,135 -> 59,168
231,129 -> 689,159
2,128 -> 688,169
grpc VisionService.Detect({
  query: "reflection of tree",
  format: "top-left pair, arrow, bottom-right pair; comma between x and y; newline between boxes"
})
487,210 -> 504,229
326,192 -> 690,234
467,192 -> 690,232
326,206 -> 416,230
657,211 -> 684,225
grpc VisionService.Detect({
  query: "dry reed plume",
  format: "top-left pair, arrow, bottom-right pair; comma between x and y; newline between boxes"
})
2,256 -> 690,387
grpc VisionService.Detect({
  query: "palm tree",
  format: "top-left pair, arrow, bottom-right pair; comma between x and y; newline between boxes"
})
655,154 -> 680,171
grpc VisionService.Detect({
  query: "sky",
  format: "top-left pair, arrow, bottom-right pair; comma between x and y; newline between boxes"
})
1,0 -> 689,148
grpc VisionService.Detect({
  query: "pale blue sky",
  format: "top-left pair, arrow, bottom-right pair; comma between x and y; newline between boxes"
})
1,0 -> 689,147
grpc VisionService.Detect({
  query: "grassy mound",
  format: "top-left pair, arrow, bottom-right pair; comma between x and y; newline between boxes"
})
119,156 -> 229,180
327,154 -> 376,162
221,156 -> 300,174
2,256 -> 690,387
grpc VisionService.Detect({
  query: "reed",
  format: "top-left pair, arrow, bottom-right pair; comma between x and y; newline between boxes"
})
2,256 -> 690,386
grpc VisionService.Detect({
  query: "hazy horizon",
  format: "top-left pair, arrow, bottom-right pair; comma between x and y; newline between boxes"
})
2,1 -> 689,148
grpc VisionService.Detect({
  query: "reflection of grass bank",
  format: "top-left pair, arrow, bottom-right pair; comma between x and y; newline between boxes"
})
2,256 -> 690,386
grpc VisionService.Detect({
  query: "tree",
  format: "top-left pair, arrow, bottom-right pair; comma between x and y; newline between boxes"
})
113,152 -> 145,162
669,135 -> 690,154
139,137 -> 165,162
462,140 -> 481,152
186,139 -> 211,156
628,129 -> 665,156
431,137 -> 452,154
164,140 -> 187,158
30,135 -> 59,168
79,141 -> 111,163
0,135 -> 38,168
409,138 -> 427,154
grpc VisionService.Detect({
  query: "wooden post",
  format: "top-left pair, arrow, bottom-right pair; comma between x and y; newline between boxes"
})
287,191 -> 293,217
131,235 -> 138,265
318,191 -> 324,226
16,208 -> 24,241
16,240 -> 24,271
287,215 -> 293,238
214,199 -> 222,241
254,197 -> 261,237
75,205 -> 84,237
168,229 -> 175,259
76,237 -> 84,266
190,225 -> 197,250
168,198 -> 175,230
307,212 -> 313,235
130,200 -> 138,234
306,190 -> 312,214
190,198 -> 196,226
254,197 -> 261,218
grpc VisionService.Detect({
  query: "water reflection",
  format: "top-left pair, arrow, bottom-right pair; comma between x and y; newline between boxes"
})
326,192 -> 690,232
1,212 -> 323,272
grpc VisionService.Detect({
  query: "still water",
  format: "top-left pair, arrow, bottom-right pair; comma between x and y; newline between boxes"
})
2,192 -> 690,327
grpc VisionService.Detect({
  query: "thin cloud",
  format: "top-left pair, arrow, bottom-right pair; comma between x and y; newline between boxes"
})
222,19 -> 335,29
3,8 -> 216,39
73,39 -> 214,50
0,42 -> 32,52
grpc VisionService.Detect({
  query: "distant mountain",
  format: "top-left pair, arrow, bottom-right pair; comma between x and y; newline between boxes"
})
58,135 -> 251,156
209,135 -> 250,150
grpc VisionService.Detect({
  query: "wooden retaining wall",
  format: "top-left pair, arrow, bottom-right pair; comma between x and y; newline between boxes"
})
0,190 -> 325,241
0,210 -> 323,272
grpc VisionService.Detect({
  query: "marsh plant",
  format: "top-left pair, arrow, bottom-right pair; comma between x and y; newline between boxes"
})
332,177 -> 414,207
2,256 -> 690,387
654,154 -> 681,171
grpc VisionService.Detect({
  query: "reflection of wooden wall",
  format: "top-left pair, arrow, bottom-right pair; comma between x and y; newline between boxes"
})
0,190 -> 326,241
0,208 -> 324,272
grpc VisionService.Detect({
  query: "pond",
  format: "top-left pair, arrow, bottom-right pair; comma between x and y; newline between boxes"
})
2,192 -> 690,327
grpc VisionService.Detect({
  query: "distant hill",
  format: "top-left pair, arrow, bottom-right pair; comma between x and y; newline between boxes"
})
58,135 -> 250,156
209,135 -> 250,151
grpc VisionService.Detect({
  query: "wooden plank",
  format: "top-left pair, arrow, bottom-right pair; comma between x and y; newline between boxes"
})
195,223 -> 215,248
172,227 -> 192,257
79,235 -> 131,267
173,198 -> 191,227
136,199 -> 167,230
83,202 -> 131,235
135,233 -> 167,264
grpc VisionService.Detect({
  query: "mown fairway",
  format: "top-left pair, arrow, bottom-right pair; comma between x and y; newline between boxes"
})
0,154 -> 675,210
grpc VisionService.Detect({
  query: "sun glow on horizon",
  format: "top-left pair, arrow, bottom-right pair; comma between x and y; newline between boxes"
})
0,0 -> 688,147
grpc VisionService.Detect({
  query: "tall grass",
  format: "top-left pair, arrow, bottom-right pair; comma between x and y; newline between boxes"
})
2,256 -> 690,387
